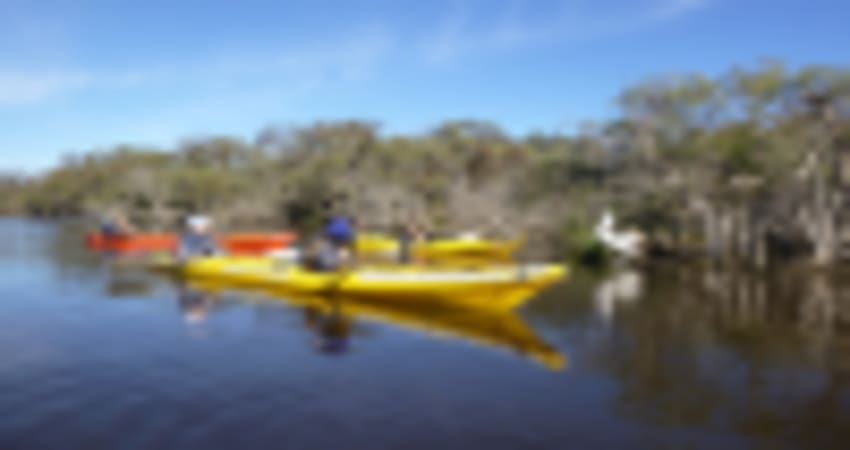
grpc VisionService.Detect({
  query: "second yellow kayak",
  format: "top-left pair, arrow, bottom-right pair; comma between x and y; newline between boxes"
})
355,234 -> 522,261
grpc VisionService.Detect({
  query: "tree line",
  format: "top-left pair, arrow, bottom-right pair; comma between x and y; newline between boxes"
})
3,61 -> 850,266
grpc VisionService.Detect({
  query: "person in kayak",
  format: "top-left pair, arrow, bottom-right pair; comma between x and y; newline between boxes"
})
177,215 -> 221,260
396,219 -> 427,264
324,213 -> 357,264
301,213 -> 357,272
100,212 -> 134,238
99,218 -> 120,237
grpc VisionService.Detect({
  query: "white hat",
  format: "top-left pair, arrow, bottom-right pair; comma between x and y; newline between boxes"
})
187,215 -> 213,231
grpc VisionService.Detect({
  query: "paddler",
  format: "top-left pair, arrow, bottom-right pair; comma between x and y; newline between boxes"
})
177,215 -> 221,260
100,211 -> 134,237
323,212 -> 356,265
301,213 -> 356,272
396,219 -> 427,264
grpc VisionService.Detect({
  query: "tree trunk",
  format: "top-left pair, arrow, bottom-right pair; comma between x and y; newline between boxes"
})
753,223 -> 768,270
719,210 -> 735,262
696,198 -> 723,259
735,206 -> 750,260
812,207 -> 837,267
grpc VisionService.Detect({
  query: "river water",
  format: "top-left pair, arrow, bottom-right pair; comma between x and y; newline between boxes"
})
0,218 -> 848,449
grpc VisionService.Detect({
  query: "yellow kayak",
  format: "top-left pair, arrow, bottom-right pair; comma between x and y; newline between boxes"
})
175,257 -> 566,311
355,234 -> 522,261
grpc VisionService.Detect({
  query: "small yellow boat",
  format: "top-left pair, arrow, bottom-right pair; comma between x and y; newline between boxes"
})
174,256 -> 566,311
355,234 -> 522,262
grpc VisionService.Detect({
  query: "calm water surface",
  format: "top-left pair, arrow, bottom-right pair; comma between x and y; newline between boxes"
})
1,218 -> 849,449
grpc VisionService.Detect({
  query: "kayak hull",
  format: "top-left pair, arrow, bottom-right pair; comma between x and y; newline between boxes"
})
175,257 -> 566,311
86,233 -> 178,253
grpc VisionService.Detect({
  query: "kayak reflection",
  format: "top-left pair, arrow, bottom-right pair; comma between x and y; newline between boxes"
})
183,279 -> 566,370
304,302 -> 353,355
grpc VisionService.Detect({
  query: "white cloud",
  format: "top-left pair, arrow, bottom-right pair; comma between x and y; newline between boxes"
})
0,71 -> 92,105
192,26 -> 393,84
0,25 -> 394,107
0,1 -> 707,105
421,0 -> 712,64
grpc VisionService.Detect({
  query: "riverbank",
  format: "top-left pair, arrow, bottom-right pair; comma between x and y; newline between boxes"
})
4,62 -> 850,267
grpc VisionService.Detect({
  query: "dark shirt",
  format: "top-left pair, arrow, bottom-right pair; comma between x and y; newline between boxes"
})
100,221 -> 121,237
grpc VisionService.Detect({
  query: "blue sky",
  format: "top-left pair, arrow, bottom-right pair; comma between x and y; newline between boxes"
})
1,0 -> 848,172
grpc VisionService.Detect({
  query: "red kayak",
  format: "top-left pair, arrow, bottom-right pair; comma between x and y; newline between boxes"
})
85,232 -> 297,255
86,233 -> 178,253
219,233 -> 298,255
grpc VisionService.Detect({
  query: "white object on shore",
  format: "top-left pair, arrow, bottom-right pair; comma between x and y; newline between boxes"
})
594,210 -> 645,259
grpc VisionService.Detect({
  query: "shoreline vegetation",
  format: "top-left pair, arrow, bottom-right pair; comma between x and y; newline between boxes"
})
2,62 -> 849,268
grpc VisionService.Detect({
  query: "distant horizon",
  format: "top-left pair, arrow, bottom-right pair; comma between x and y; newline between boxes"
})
2,0 -> 848,172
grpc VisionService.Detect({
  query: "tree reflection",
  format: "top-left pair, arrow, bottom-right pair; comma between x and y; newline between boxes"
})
579,265 -> 850,447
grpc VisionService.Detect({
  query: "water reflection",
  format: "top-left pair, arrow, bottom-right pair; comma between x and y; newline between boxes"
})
579,265 -> 850,447
303,302 -> 353,355
44,219 -> 104,276
181,279 -> 566,370
177,288 -> 217,324
593,270 -> 644,322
